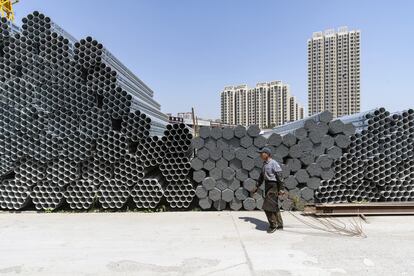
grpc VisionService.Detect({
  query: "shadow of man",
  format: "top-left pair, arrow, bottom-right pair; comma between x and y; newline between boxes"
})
239,216 -> 268,231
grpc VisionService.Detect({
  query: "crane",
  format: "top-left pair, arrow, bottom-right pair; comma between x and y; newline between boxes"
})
0,0 -> 19,22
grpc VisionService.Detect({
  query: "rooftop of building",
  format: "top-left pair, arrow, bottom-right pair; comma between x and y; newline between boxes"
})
222,80 -> 289,91
310,26 -> 361,40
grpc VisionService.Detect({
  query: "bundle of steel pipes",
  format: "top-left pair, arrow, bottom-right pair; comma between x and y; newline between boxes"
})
192,125 -> 265,211
192,112 -> 357,211
130,178 -> 164,209
270,112 -> 357,206
0,179 -> 31,210
315,107 -> 414,203
0,11 -> 192,211
64,180 -> 97,210
266,111 -> 357,209
161,123 -> 195,209
1,11 -> 413,212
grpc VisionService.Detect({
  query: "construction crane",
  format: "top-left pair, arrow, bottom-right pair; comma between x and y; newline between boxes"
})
0,0 -> 19,22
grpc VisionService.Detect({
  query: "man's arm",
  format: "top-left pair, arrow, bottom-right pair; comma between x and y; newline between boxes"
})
252,171 -> 264,193
275,172 -> 284,192
273,162 -> 284,192
257,170 -> 264,187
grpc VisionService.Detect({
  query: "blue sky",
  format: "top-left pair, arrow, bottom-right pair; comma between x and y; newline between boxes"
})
14,0 -> 414,119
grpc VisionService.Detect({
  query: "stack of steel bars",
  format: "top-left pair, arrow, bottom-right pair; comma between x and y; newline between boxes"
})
0,11 -> 192,211
315,107 -> 414,203
191,114 -> 356,211
192,125 -> 266,211
265,111 -> 355,209
1,11 -> 413,212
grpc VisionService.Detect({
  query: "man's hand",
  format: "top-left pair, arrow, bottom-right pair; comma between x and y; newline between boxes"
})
278,190 -> 286,197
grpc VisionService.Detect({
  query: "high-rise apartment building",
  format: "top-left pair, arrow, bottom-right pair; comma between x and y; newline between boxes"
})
308,26 -> 360,117
221,86 -> 236,125
220,81 -> 304,128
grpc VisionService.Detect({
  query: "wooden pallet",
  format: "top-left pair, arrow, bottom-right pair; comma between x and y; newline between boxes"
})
304,202 -> 414,216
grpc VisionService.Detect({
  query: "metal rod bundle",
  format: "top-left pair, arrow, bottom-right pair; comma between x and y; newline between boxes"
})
72,35 -> 168,130
14,158 -> 47,187
163,123 -> 193,156
48,110 -> 80,138
61,131 -> 94,162
81,157 -> 114,186
160,157 -> 191,182
0,12 -> 187,212
64,180 -> 97,210
156,123 -> 196,209
264,110 -> 334,137
97,180 -> 130,209
262,112 -> 357,208
30,181 -> 65,210
79,107 -> 112,140
193,125 -> 267,211
193,112 -> 358,210
85,62 -> 117,97
96,130 -> 128,163
130,178 -> 164,209
315,107 -> 414,203
46,159 -> 79,187
101,87 -> 132,120
163,179 -> 196,209
0,179 -> 31,210
113,153 -> 145,186
135,136 -> 166,167
30,133 -> 61,163
121,110 -> 151,143
3,11 -> 412,213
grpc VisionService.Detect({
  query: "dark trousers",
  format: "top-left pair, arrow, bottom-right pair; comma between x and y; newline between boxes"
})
265,210 -> 283,228
263,181 -> 283,228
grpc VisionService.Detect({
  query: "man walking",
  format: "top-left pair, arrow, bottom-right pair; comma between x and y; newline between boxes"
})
257,147 -> 284,233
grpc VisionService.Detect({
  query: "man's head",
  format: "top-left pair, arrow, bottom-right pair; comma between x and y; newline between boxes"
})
258,147 -> 272,161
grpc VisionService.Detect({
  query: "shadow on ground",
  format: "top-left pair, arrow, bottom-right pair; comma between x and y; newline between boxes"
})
238,216 -> 337,238
239,217 -> 268,231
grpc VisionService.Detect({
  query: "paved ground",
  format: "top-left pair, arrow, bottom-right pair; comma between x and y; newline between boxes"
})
0,211 -> 413,276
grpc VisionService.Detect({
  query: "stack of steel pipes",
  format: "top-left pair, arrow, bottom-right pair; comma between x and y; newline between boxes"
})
315,107 -> 414,203
192,125 -> 268,211
64,180 -> 97,210
31,181 -> 65,210
161,123 -> 195,209
49,19 -> 167,133
0,11 -> 194,211
192,111 -> 356,211
262,111 -> 356,209
0,179 -> 31,210
2,11 -> 412,212
70,35 -> 167,136
130,178 -> 164,209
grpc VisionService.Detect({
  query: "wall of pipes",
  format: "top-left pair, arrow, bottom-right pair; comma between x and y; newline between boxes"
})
0,12 -> 413,212
315,108 -> 414,203
0,12 -> 195,211
192,111 -> 357,210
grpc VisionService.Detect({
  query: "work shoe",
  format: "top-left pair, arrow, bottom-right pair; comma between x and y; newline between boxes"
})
276,226 -> 283,230
267,227 -> 277,233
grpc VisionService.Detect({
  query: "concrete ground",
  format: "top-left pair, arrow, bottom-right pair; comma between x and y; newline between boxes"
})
0,211 -> 413,276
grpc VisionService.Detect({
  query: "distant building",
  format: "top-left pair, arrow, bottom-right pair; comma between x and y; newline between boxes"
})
167,114 -> 184,124
220,81 -> 304,128
308,26 -> 360,117
167,112 -> 234,128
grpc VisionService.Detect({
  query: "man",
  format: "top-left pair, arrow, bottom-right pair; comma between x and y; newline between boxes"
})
257,147 -> 284,233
